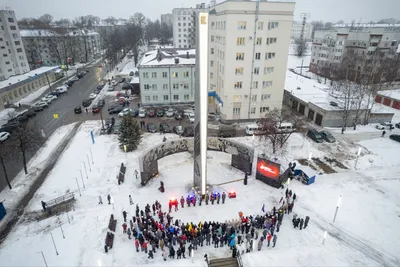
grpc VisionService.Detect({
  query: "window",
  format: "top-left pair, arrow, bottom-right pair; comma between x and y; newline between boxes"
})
260,107 -> 269,113
173,83 -> 179,89
211,35 -> 214,42
153,95 -> 158,101
251,107 -> 256,114
255,53 -> 261,60
264,67 -> 274,74
183,83 -> 189,89
236,53 -> 244,60
266,38 -> 277,45
252,81 -> 258,89
257,21 -> 264,30
152,72 -> 157,78
10,26 -> 17,30
164,95 -> 169,101
233,95 -> 241,102
12,33 -> 18,39
233,108 -> 241,115
143,72 -> 149,78
184,94 -> 190,100
8,18 -> 14,23
163,84 -> 168,90
183,71 -> 189,77
16,48 -> 22,53
256,37 -> 262,45
173,95 -> 179,100
5,61 -> 10,65
235,68 -> 243,75
210,60 -> 214,67
254,67 -> 260,75
3,54 -> 8,57
211,48 -> 214,54
14,41 -> 20,45
172,72 -> 178,78
237,21 -> 246,30
152,84 -> 157,90
234,82 -> 242,89
162,72 -> 168,78
252,95 -> 257,102
211,22 -> 215,29
210,72 -> 214,79
236,37 -> 245,45
262,81 -> 273,88
265,52 -> 276,60
268,22 -> 279,29
261,94 -> 271,100
145,96 -> 150,101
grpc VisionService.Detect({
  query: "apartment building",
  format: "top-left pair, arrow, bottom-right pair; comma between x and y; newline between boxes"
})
161,14 -> 173,28
138,48 -> 196,106
310,24 -> 400,75
291,21 -> 313,41
0,9 -> 30,81
20,29 -> 101,67
208,0 -> 295,121
172,3 -> 206,48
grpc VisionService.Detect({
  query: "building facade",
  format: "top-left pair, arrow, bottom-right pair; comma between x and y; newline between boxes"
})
161,14 -> 173,28
20,29 -> 101,68
291,21 -> 313,41
208,0 -> 295,121
0,9 -> 30,81
172,3 -> 206,49
310,24 -> 400,75
138,48 -> 196,106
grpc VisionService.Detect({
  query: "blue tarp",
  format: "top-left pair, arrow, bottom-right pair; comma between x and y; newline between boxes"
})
0,202 -> 6,221
294,169 -> 316,185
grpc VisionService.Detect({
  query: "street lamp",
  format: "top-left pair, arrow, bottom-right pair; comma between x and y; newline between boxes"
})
333,195 -> 342,223
354,147 -> 362,169
37,251 -> 48,267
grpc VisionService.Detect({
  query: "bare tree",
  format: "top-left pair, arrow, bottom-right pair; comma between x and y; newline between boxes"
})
38,14 -> 53,26
294,38 -> 308,57
0,140 -> 18,190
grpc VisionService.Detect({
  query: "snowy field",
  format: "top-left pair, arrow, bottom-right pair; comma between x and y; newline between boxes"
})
0,121 -> 400,267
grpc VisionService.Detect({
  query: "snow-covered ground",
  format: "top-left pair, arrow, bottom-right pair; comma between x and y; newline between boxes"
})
118,60 -> 137,76
1,120 -> 399,267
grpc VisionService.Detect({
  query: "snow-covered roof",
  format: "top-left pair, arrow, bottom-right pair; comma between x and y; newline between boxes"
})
138,48 -> 196,67
20,29 -> 57,37
130,76 -> 140,84
333,23 -> 400,28
0,66 -> 60,91
377,89 -> 400,101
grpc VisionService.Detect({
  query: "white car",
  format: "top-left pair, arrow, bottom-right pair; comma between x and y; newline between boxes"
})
46,94 -> 58,101
56,86 -> 67,94
118,108 -> 133,117
166,108 -> 174,117
69,76 -> 79,82
111,80 -> 118,87
375,122 -> 393,130
89,93 -> 97,99
0,132 -> 10,142
41,97 -> 53,104
188,113 -> 195,123
138,109 -> 147,118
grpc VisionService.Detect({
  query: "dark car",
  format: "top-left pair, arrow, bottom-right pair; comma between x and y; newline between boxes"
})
159,123 -> 171,133
76,71 -> 87,78
33,105 -> 44,112
49,91 -> 61,97
174,111 -> 183,120
0,121 -> 20,133
182,126 -> 194,137
319,130 -> 336,143
131,109 -> 139,117
118,77 -> 126,83
389,134 -> 400,142
395,122 -> 400,129
92,105 -> 101,113
147,122 -> 157,133
307,128 -> 323,143
122,83 -> 134,90
156,109 -> 164,117
82,99 -> 92,107
148,109 -> 156,117
9,115 -> 28,124
97,82 -> 106,89
173,125 -> 184,135
108,103 -> 124,111
74,106 -> 82,114
94,89 -> 101,94
109,106 -> 124,114
97,99 -> 105,107
22,109 -> 37,118
65,80 -> 74,86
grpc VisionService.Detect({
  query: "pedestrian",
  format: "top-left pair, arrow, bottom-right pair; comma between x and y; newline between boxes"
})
181,244 -> 186,258
300,218 -> 304,230
272,235 -> 278,247
123,211 -> 127,222
177,248 -> 182,259
135,238 -> 139,252
304,216 -> 310,229
142,241 -> 148,253
130,220 -> 134,231
107,194 -> 111,204
41,201 -> 47,212
134,170 -> 138,179
127,228 -> 132,239
85,108 -> 88,113
129,195 -> 133,205
180,196 -> 185,208
148,250 -> 154,259
267,233 -> 272,247
293,193 -> 297,201
222,192 -> 226,204
382,130 -> 386,137
162,249 -> 167,261
122,222 -> 127,233
257,237 -> 263,251
276,221 -> 281,232
244,173 -> 248,185
341,127 -> 345,134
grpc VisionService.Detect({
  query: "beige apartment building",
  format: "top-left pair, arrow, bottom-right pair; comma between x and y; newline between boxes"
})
208,0 -> 295,121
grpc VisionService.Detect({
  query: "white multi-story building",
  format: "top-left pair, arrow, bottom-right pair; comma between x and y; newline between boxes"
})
208,0 -> 295,121
291,21 -> 313,41
0,9 -> 30,81
138,48 -> 196,106
172,3 -> 206,49
161,14 -> 173,28
310,24 -> 400,75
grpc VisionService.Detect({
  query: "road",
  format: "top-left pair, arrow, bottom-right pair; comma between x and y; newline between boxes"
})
0,63 -> 106,190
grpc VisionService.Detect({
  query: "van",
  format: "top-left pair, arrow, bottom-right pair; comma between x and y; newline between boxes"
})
277,122 -> 295,133
245,124 -> 265,135
218,125 -> 236,137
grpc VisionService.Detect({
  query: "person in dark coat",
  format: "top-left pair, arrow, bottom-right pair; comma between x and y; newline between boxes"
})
180,244 -> 186,258
205,194 -> 209,205
272,235 -> 278,247
222,192 -> 226,204
169,245 -> 175,259
148,250 -> 154,259
299,218 -> 304,230
232,246 -> 237,258
176,248 -> 182,259
122,211 -> 127,222
107,194 -> 111,204
276,221 -> 281,232
304,216 -> 310,229
180,196 -> 185,208
293,193 -> 297,201
41,201 -> 47,212
244,173 -> 248,185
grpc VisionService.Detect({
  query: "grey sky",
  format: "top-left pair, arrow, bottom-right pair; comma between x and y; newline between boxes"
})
1,0 -> 399,23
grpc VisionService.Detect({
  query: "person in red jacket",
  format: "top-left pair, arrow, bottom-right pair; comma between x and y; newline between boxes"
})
142,241 -> 148,253
135,238 -> 139,252
122,222 -> 127,233
267,232 -> 272,247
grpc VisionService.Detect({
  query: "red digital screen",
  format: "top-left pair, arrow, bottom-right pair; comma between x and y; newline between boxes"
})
256,158 -> 280,180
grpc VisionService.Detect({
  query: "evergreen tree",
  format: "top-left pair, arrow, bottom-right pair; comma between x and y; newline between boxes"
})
118,116 -> 142,152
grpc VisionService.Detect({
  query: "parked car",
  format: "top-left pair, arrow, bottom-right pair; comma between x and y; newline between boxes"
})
41,97 -> 52,104
92,105 -> 101,113
94,89 -> 101,94
82,99 -> 92,107
10,115 -> 29,123
395,122 -> 400,129
156,109 -> 164,117
89,93 -> 97,99
218,125 -> 236,137
0,122 -> 19,133
118,108 -> 133,117
159,123 -> 171,133
97,82 -> 106,89
307,128 -> 323,143
148,109 -> 156,117
319,130 -> 336,143
69,76 -> 79,82
118,77 -> 126,83
188,113 -> 195,123
56,86 -> 67,94
182,126 -> 194,137
113,121 -> 122,135
175,111 -> 183,120
131,109 -> 139,117
111,80 -> 118,87
389,134 -> 400,143
173,125 -> 184,135
49,91 -> 61,97
34,101 -> 49,109
375,122 -> 394,130
74,106 -> 82,114
97,99 -> 105,107
76,71 -> 87,78
122,83 -> 134,90
166,108 -> 174,117
146,122 -> 157,133
107,102 -> 124,111
109,106 -> 124,114
138,109 -> 147,118
65,80 -> 74,87
46,94 -> 58,101
22,109 -> 37,118
0,132 -> 10,142
107,86 -> 115,91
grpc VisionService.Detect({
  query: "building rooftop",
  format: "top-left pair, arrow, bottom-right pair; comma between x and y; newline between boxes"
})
0,66 -> 60,91
333,23 -> 400,28
138,48 -> 196,67
20,29 -> 99,38
377,89 -> 400,101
